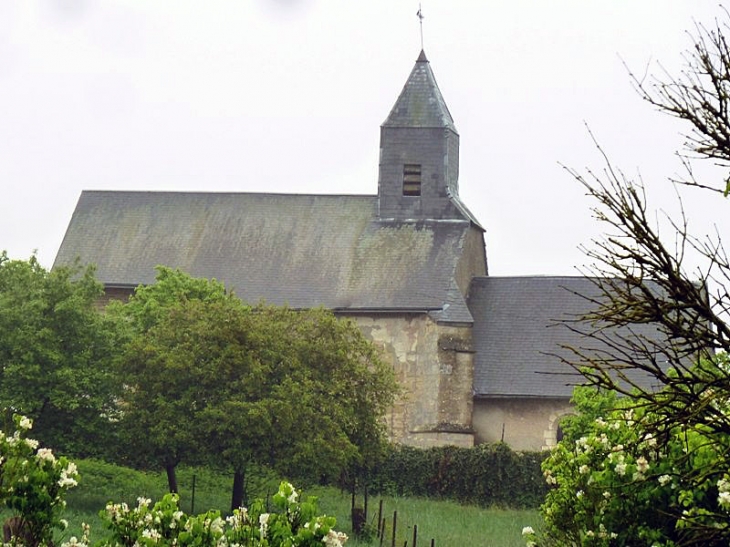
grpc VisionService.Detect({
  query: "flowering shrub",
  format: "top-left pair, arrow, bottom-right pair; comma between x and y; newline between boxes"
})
0,414 -> 347,547
529,388 -> 730,546
98,481 -> 348,547
0,414 -> 80,546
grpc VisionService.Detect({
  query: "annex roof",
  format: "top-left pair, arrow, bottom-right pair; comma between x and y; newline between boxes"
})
55,190 -> 476,322
469,276 -> 668,398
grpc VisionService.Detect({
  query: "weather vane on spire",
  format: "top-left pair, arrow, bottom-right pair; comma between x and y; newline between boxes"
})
417,3 -> 424,50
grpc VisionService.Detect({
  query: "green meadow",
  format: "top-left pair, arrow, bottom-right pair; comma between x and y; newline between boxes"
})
54,460 -> 539,547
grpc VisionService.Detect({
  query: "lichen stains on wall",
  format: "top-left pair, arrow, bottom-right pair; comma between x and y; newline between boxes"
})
436,326 -> 475,433
349,225 -> 434,296
352,314 -> 475,448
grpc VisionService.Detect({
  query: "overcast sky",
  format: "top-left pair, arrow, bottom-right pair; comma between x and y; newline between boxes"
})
1,1 -> 727,276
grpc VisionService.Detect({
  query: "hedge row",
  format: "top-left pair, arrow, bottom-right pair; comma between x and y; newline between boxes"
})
364,443 -> 548,509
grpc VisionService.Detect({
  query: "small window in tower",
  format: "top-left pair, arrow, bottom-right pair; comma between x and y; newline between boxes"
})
403,164 -> 422,196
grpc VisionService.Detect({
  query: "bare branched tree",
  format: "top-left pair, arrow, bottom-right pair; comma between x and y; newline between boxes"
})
559,17 -> 730,541
628,14 -> 730,195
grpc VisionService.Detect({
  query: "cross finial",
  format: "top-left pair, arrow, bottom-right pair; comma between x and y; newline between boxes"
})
417,3 -> 424,50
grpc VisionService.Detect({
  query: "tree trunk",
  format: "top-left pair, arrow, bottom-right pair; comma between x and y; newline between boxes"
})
166,463 -> 178,494
231,467 -> 246,511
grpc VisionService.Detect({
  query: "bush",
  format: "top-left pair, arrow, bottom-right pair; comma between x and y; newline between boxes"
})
365,443 -> 547,509
529,386 -> 730,546
97,482 -> 348,547
0,415 -> 80,546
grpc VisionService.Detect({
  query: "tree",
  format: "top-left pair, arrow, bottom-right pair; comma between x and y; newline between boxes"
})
535,14 -> 730,545
110,267 -> 233,492
0,252 -> 122,456
114,268 -> 398,508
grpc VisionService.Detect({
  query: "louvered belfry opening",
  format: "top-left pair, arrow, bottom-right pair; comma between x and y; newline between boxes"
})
402,164 -> 422,196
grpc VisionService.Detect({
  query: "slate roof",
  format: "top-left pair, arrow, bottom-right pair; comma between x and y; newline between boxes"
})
382,50 -> 456,131
469,276 -> 668,398
54,190 -> 476,323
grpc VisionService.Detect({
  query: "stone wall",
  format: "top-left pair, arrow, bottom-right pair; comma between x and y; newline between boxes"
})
352,314 -> 475,448
472,397 -> 573,451
454,226 -> 488,293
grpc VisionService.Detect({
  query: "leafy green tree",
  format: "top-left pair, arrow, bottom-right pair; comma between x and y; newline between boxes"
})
0,252 -> 121,456
110,267 -> 234,492
202,304 -> 398,509
114,268 -> 398,509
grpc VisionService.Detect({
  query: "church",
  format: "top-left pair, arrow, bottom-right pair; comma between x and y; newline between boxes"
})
55,50 -> 626,451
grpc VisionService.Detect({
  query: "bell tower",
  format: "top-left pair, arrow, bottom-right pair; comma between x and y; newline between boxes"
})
377,50 -> 464,221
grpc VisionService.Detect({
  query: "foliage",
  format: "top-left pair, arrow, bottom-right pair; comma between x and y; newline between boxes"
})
112,267 -> 398,504
98,482 -> 348,547
531,382 -> 730,546
557,385 -> 618,445
0,253 -> 122,457
0,414 -> 80,547
107,266 -> 229,333
365,443 -> 547,509
540,13 -> 730,547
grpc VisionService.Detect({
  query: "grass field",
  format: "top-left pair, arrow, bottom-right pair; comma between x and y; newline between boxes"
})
56,459 -> 540,546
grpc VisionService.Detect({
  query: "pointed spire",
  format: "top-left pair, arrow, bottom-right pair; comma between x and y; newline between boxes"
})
382,51 -> 456,132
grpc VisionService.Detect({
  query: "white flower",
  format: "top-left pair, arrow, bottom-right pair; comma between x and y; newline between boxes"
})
19,416 -> 32,430
636,456 -> 649,473
137,497 -> 151,507
718,478 -> 730,509
322,529 -> 348,547
58,469 -> 78,487
718,490 -> 730,509
521,526 -> 535,536
210,517 -> 224,534
142,528 -> 161,541
615,463 -> 627,476
643,433 -> 657,447
60,519 -> 69,530
58,461 -> 79,488
659,474 -> 671,486
24,438 -> 39,450
36,448 -> 56,463
579,464 -> 589,475
576,490 -> 584,498
259,513 -> 269,539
